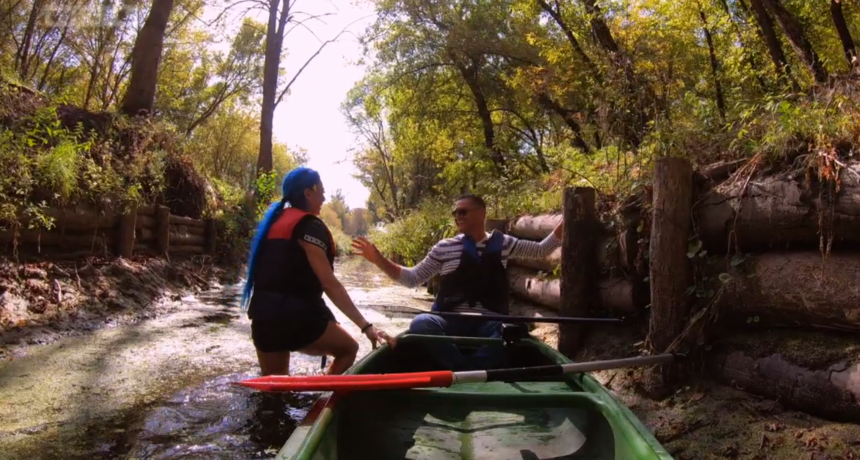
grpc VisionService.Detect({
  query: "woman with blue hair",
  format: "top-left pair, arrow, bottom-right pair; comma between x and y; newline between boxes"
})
240,167 -> 391,376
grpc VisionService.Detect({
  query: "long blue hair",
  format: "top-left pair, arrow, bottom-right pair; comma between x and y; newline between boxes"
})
240,167 -> 321,311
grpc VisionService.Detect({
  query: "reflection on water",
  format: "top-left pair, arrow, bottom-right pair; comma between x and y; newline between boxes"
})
119,374 -> 319,459
112,256 -> 416,459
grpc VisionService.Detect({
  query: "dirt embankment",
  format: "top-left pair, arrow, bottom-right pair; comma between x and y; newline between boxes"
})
0,256 -> 236,360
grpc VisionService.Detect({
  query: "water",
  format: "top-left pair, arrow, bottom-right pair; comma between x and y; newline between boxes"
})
0,257 -> 434,460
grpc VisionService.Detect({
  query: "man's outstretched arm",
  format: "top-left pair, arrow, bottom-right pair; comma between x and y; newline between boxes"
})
507,221 -> 564,260
352,236 -> 442,288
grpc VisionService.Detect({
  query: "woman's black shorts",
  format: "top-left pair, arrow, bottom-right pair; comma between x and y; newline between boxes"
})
247,291 -> 337,353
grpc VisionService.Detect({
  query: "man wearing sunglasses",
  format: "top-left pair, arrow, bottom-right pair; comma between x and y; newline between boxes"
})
352,194 -> 563,370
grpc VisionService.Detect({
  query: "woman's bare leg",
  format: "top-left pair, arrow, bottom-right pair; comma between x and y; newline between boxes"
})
256,350 -> 290,376
299,321 -> 359,375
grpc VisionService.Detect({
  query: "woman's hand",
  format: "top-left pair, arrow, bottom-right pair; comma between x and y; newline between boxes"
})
351,236 -> 382,264
363,324 -> 396,349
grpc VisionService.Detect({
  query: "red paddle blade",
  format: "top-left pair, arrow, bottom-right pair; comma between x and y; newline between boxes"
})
234,370 -> 455,392
235,376 -> 441,392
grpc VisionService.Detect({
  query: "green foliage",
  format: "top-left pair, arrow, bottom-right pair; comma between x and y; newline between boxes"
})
369,199 -> 456,266
0,97 -> 166,233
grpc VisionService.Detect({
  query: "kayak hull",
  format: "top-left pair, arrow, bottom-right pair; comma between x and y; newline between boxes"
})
274,334 -> 674,460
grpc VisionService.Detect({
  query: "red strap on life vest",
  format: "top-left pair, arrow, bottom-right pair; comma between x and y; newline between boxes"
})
267,207 -> 336,258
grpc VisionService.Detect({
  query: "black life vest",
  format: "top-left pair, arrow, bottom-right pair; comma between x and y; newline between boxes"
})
432,230 -> 509,315
250,207 -> 335,302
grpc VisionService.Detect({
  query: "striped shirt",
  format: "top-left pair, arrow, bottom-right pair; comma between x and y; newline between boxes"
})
398,230 -> 562,313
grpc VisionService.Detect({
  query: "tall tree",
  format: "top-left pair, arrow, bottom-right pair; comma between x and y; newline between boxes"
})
121,0 -> 175,116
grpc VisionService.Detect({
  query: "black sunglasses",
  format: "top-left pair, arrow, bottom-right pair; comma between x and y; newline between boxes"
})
452,208 -> 471,217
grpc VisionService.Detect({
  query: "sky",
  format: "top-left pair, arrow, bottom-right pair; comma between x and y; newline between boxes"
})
208,0 -> 376,209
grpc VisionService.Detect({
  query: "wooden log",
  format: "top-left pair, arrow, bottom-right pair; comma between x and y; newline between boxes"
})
169,232 -> 205,246
507,213 -> 563,240
707,331 -> 860,423
138,205 -> 155,216
717,251 -> 860,333
133,244 -> 157,255
169,245 -> 205,254
136,227 -> 154,242
169,224 -> 205,236
485,219 -> 508,233
697,161 -> 860,253
115,207 -> 137,258
15,207 -> 118,231
135,215 -> 156,230
0,229 -> 112,249
508,266 -> 639,313
155,206 -> 170,256
204,218 -> 216,255
559,187 -> 599,357
694,159 -> 746,186
646,157 -> 694,393
168,214 -> 205,228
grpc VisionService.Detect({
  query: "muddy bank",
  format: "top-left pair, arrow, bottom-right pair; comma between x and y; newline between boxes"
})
531,319 -> 860,459
0,256 -> 234,360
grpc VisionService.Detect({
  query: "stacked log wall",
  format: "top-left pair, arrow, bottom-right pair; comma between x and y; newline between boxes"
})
503,210 -> 647,316
506,158 -> 860,422
1,204 -> 216,260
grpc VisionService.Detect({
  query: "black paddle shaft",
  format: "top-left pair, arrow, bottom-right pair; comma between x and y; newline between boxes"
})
429,311 -> 626,325
478,353 -> 683,383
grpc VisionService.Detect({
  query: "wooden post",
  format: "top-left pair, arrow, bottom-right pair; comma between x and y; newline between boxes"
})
558,187 -> 599,358
155,205 -> 170,256
204,218 -> 217,255
646,156 -> 694,396
115,206 -> 138,258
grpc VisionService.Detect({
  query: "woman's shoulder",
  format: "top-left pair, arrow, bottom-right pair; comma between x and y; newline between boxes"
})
296,213 -> 331,236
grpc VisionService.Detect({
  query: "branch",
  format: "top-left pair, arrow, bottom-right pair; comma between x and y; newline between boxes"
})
274,16 -> 369,107
205,0 -> 268,28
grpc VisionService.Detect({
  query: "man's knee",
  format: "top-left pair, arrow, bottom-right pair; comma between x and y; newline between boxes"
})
408,313 -> 445,335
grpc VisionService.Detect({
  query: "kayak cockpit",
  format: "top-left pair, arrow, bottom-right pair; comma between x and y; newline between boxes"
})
275,333 -> 671,460
334,390 -> 615,460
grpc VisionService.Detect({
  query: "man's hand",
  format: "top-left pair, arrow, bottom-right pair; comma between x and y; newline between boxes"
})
553,220 -> 564,239
351,236 -> 382,265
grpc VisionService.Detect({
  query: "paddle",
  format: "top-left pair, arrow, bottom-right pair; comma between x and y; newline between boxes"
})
234,353 -> 681,392
423,311 -> 631,324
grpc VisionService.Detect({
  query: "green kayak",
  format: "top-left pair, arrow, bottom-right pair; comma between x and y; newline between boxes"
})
275,332 -> 674,460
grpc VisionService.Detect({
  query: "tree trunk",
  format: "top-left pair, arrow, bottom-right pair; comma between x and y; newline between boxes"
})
696,162 -> 860,254
759,0 -> 828,84
717,251 -> 860,333
707,331 -> 860,422
120,0 -> 175,116
698,4 -> 727,123
508,266 -> 640,314
507,213 -> 563,240
830,0 -> 858,67
537,93 -> 593,154
454,55 -> 506,174
646,157 -> 694,393
747,0 -> 795,88
559,187 -> 599,357
257,0 -> 289,173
